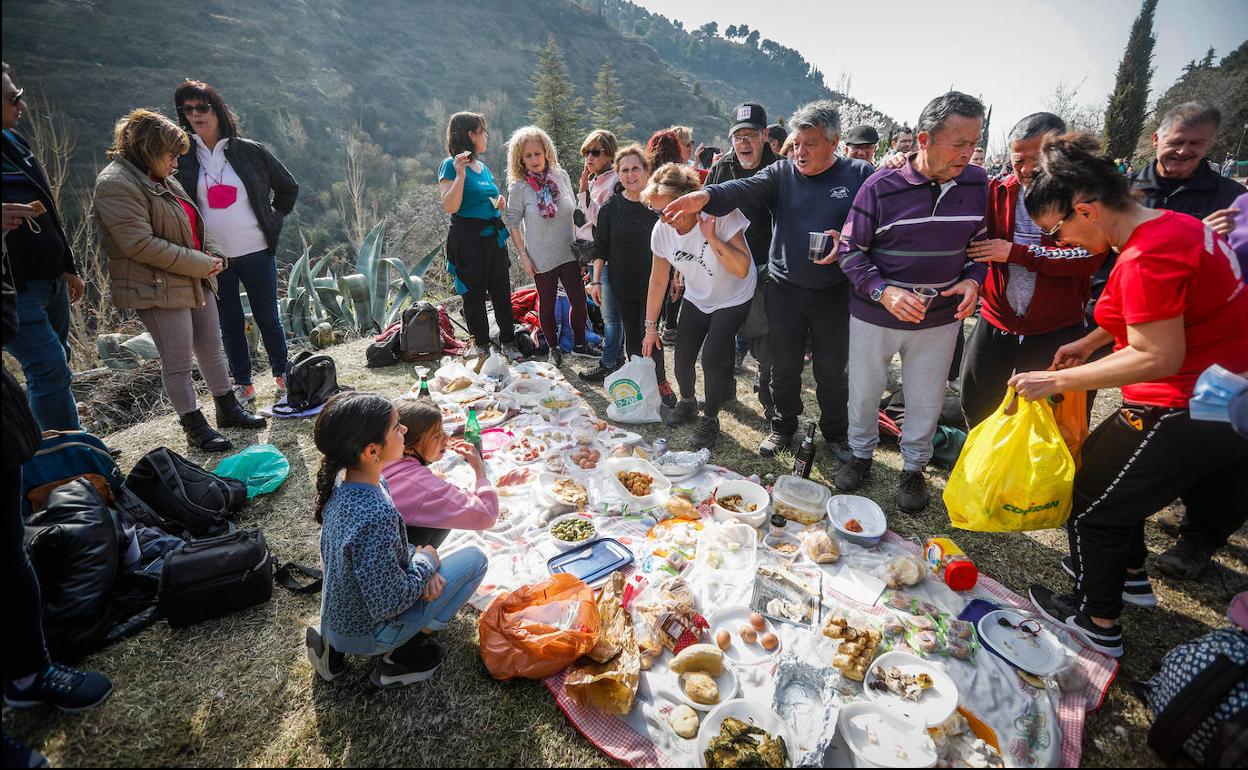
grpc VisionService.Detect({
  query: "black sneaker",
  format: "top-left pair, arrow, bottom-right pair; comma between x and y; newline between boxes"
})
2,735 -> 48,769
734,350 -> 747,372
3,663 -> 113,712
661,326 -> 677,345
823,438 -> 853,465
758,431 -> 793,457
896,470 -> 929,513
664,398 -> 698,427
1060,557 -> 1157,608
571,342 -> 601,359
305,626 -> 347,682
1154,508 -> 1186,537
370,638 -> 447,688
1029,584 -> 1123,658
658,380 -> 678,408
1156,537 -> 1217,580
579,362 -> 618,383
834,456 -> 872,492
549,347 -> 564,367
690,416 -> 720,450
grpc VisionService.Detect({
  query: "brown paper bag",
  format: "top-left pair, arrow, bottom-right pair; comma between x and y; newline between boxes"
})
564,572 -> 641,714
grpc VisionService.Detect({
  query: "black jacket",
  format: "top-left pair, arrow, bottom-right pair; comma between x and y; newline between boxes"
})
1,129 -> 76,289
1129,159 -> 1246,219
2,249 -> 42,469
176,136 -> 299,254
705,144 -> 780,267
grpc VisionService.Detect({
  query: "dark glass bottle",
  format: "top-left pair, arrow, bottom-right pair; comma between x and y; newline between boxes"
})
792,423 -> 817,478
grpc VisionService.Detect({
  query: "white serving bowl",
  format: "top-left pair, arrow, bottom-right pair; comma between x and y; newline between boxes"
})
711,479 -> 770,527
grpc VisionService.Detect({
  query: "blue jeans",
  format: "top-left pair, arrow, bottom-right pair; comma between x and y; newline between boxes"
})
215,249 -> 288,385
599,266 -> 623,368
323,547 -> 488,656
735,332 -> 749,356
5,276 -> 80,431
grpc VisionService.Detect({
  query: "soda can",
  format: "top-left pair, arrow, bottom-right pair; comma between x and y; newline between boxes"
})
654,438 -> 668,456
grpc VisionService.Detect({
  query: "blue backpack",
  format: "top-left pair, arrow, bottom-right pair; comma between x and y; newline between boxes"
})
20,430 -> 125,516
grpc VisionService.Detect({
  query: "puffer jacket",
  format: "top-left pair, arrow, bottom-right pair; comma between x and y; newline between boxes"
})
92,157 -> 221,310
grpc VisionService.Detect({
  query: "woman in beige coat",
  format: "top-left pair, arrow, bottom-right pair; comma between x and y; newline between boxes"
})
93,108 -> 264,451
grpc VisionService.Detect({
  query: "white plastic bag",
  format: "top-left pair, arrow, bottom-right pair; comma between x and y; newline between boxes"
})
605,356 -> 661,424
480,351 -> 510,382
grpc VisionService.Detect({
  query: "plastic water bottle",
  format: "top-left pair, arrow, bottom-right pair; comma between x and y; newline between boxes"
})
465,406 -> 482,457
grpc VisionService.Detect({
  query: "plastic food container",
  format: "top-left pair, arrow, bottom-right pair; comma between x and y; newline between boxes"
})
547,513 -> 598,552
711,479 -> 770,527
771,474 -> 830,525
837,701 -> 938,768
606,457 -> 671,506
827,495 -> 888,547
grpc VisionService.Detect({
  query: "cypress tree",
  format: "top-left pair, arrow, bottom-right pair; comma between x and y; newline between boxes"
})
979,104 -> 992,151
588,58 -> 635,140
530,37 -> 585,174
1103,0 -> 1158,159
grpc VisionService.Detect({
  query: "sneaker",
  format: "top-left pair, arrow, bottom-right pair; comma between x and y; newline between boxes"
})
734,350 -> 747,372
896,470 -> 930,513
1156,537 -> 1217,580
758,431 -> 793,457
579,362 -> 618,383
657,380 -> 678,408
661,327 -> 677,345
2,735 -> 48,769
501,342 -> 523,362
1154,508 -> 1186,538
370,638 -> 447,688
1028,584 -> 1123,658
834,456 -> 872,492
664,398 -> 698,427
570,342 -> 601,359
1060,557 -> 1157,608
824,439 -> 853,465
690,416 -> 720,450
3,663 -> 113,712
232,383 -> 256,403
549,347 -> 564,367
305,626 -> 347,682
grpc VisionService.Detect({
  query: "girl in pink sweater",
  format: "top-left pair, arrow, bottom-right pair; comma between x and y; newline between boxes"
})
383,399 -> 499,547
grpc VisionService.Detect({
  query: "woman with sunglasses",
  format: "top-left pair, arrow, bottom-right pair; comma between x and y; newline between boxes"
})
1010,132 -> 1248,659
174,80 -> 299,406
577,129 -> 623,382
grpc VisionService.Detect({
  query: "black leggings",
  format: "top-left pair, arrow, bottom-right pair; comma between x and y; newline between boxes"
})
614,293 -> 666,383
4,463 -> 52,683
674,298 -> 752,417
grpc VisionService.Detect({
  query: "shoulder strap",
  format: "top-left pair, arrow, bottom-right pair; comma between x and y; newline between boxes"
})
1148,653 -> 1247,763
274,561 -> 322,594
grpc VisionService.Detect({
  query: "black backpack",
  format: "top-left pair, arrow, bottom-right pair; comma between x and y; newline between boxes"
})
125,448 -> 246,538
365,322 -> 403,368
399,302 -> 443,362
276,351 -> 343,413
158,528 -> 275,627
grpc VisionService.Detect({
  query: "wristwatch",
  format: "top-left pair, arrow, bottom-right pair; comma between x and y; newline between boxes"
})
870,286 -> 886,303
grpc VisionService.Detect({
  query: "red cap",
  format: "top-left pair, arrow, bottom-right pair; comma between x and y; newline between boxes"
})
944,561 -> 979,591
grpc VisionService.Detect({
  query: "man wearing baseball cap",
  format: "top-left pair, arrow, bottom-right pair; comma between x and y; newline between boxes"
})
708,103 -> 782,420
844,125 -> 879,163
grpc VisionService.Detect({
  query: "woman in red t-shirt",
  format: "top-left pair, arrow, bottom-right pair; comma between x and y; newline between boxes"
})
1006,133 -> 1248,659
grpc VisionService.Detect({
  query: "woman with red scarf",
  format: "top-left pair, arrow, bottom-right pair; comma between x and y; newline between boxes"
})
504,126 -> 592,366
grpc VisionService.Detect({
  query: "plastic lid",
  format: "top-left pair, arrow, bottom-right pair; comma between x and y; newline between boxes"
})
769,513 -> 787,528
944,560 -> 979,591
772,474 -> 830,512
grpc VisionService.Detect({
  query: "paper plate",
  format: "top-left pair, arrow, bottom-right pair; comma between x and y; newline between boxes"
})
705,606 -> 783,665
669,662 -> 739,713
695,699 -> 797,769
977,609 -> 1068,677
862,651 -> 959,727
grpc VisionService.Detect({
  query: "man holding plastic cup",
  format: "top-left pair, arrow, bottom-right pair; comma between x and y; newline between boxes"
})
661,100 -> 875,461
837,92 -> 990,513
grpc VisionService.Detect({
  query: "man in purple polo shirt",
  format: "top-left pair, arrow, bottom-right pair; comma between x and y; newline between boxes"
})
837,91 -> 989,513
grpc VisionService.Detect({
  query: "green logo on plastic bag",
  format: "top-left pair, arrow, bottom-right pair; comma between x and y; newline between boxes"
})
609,379 -> 643,408
1002,500 -> 1061,515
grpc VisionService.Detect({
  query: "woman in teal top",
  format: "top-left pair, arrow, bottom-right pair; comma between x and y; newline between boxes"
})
438,112 -> 519,359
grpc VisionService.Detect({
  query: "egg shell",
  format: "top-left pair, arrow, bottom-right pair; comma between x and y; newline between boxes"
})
749,612 -> 767,632
760,632 -> 779,650
715,630 -> 731,650
739,625 -> 758,644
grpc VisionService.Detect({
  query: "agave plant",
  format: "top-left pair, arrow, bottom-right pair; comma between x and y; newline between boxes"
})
280,221 -> 442,347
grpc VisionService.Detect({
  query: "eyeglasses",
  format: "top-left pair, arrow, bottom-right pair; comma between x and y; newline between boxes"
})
997,616 -> 1043,638
731,131 -> 763,144
1041,197 -> 1098,239
583,148 -> 606,158
6,87 -> 25,106
178,103 -> 213,116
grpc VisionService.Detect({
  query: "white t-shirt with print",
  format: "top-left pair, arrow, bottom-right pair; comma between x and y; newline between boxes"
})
650,209 -> 756,313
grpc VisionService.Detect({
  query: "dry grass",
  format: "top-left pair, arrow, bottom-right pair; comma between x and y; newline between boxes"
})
4,330 -> 1243,767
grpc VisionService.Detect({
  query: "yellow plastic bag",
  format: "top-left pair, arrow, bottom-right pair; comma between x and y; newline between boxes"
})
943,388 -> 1075,532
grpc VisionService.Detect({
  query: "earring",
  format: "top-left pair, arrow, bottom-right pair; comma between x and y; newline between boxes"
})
374,456 -> 381,464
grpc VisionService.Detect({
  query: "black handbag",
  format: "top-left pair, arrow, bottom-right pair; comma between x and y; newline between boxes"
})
158,528 -> 275,627
125,447 -> 245,538
273,351 -> 344,415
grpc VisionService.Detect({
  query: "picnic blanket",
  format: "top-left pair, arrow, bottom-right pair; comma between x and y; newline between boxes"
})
426,361 -> 1117,768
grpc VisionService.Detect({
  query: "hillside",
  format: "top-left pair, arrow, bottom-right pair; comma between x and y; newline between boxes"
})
2,0 -> 893,261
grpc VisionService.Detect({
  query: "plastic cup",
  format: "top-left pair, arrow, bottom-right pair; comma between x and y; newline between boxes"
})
808,231 -> 829,261
912,286 -> 939,306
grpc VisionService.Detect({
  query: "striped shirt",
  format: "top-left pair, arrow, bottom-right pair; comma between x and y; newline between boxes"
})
1007,192 -> 1044,317
839,159 -> 989,329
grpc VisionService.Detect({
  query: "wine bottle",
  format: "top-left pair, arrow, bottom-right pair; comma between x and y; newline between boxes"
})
792,423 -> 817,479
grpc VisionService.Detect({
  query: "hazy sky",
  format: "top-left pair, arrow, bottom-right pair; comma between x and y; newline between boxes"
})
637,0 -> 1247,154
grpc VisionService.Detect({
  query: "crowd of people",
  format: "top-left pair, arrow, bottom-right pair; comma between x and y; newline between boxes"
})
2,53 -> 1247,763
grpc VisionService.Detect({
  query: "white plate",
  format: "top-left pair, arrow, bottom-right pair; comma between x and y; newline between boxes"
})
705,606 -> 783,666
670,662 -> 739,713
862,651 -> 959,727
695,699 -> 797,768
837,701 -> 938,768
711,479 -> 770,527
468,400 -> 511,430
502,436 -> 548,465
977,609 -> 1067,677
537,473 -> 590,507
600,429 -> 643,449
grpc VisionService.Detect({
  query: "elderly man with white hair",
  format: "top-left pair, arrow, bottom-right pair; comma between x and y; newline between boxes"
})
662,100 -> 875,462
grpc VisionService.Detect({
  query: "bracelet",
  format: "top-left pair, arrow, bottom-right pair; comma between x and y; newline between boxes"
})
589,282 -> 602,286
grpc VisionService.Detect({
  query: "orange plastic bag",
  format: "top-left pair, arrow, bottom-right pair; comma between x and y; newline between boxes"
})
1049,390 -> 1089,469
478,573 -> 601,680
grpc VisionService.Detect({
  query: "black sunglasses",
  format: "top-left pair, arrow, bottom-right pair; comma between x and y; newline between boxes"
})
583,148 -> 606,158
7,87 -> 25,106
178,103 -> 213,116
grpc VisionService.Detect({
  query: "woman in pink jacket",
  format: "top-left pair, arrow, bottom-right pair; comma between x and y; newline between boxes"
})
383,399 -> 499,547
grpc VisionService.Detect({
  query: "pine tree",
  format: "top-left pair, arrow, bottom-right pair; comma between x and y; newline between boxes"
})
530,37 -> 585,175
1103,0 -> 1158,160
979,104 -> 992,150
588,58 -> 635,141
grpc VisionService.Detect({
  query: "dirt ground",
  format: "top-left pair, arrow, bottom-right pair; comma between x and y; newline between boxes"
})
4,329 -> 1244,767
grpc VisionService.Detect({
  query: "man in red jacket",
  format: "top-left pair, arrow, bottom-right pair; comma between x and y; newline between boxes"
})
961,113 -> 1106,427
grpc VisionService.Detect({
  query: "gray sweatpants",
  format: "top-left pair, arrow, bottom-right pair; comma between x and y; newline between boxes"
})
137,300 -> 233,416
848,316 -> 960,471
